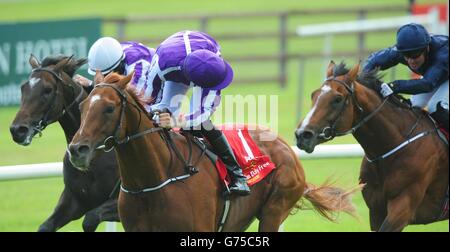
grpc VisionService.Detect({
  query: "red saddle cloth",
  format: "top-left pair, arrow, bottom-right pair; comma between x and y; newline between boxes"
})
439,126 -> 449,140
422,109 -> 449,140
215,124 -> 276,186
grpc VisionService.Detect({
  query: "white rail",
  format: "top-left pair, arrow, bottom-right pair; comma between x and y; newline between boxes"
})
0,144 -> 364,181
0,144 -> 365,232
296,11 -> 440,37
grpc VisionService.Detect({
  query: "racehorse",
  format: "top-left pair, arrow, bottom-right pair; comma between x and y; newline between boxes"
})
295,61 -> 449,231
68,71 -> 359,231
9,55 -> 120,232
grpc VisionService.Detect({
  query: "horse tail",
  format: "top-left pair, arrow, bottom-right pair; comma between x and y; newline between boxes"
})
300,177 -> 363,222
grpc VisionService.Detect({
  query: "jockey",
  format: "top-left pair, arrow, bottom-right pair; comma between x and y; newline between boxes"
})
146,30 -> 250,196
363,23 -> 449,132
74,37 -> 161,104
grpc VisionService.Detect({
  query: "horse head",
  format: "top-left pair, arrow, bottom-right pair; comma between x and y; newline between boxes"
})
68,70 -> 137,171
10,54 -> 87,145
295,61 -> 361,153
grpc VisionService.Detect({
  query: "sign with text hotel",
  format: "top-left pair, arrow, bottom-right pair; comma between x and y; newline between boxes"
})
0,18 -> 100,105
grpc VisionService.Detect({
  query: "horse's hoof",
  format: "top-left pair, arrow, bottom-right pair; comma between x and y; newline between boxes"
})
37,224 -> 54,232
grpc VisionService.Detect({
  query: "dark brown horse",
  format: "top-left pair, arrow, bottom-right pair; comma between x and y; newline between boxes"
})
295,61 -> 449,231
9,55 -> 120,232
68,71 -> 358,231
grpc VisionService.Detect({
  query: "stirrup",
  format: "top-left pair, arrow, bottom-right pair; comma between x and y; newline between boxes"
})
229,183 -> 251,196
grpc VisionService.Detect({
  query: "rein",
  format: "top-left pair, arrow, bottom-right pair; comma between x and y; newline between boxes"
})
320,77 -> 437,163
31,67 -> 85,136
92,83 -> 202,194
94,83 -> 163,152
318,77 -> 386,140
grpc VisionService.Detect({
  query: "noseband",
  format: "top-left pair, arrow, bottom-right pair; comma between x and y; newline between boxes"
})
318,77 -> 388,140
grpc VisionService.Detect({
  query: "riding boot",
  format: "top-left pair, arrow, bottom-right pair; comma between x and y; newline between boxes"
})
202,127 -> 250,196
431,101 -> 449,133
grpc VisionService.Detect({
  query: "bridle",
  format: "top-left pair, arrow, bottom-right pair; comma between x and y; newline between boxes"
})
91,83 -> 201,194
317,77 -> 389,140
317,76 -> 435,163
30,67 -> 85,137
93,83 -> 163,152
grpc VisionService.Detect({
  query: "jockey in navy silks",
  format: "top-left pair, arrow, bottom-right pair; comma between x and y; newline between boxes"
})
363,23 -> 449,133
145,30 -> 251,196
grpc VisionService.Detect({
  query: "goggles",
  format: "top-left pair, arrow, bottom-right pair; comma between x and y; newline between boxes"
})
401,48 -> 425,59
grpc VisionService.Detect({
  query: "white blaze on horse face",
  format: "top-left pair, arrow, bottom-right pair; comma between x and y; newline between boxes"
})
28,78 -> 41,89
79,94 -> 102,136
300,84 -> 332,130
90,94 -> 101,105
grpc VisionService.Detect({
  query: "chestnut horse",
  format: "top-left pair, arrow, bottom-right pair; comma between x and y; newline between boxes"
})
296,61 -> 449,231
68,71 -> 358,231
9,55 -> 120,232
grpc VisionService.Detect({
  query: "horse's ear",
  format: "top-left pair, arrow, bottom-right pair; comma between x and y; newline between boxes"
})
54,56 -> 73,72
117,70 -> 134,89
347,63 -> 360,82
74,58 -> 88,71
94,70 -> 104,85
326,60 -> 335,78
29,54 -> 40,69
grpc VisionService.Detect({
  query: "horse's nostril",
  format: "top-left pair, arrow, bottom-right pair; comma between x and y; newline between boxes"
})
69,144 -> 90,157
17,126 -> 29,135
301,131 -> 314,140
10,124 -> 29,137
78,145 -> 90,155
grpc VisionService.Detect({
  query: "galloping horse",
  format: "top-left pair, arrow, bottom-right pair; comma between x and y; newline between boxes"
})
296,61 -> 449,231
10,55 -> 120,232
68,71 -> 358,231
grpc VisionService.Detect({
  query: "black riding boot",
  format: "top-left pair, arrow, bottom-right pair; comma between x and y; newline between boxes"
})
201,125 -> 250,196
431,101 -> 449,132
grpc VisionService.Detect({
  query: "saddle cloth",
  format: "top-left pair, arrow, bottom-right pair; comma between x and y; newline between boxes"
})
213,124 -> 276,186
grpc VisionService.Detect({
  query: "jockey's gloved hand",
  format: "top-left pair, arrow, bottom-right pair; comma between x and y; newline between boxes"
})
152,108 -> 175,129
152,111 -> 161,124
380,82 -> 395,98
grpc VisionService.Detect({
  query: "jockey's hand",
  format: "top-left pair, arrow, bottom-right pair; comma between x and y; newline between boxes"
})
158,112 -> 174,129
380,82 -> 394,98
73,74 -> 93,87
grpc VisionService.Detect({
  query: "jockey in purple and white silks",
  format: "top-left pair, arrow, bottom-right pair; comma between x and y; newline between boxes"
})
77,37 -> 161,106
145,30 -> 250,196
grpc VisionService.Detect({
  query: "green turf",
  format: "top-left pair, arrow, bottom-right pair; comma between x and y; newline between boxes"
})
0,157 -> 447,232
0,0 -> 448,232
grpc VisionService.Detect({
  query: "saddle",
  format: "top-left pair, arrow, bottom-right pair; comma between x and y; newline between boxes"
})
425,111 -> 449,144
171,126 -> 276,187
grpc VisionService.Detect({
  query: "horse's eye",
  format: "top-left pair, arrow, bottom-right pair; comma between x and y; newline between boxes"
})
104,106 -> 115,114
333,96 -> 343,104
43,87 -> 53,95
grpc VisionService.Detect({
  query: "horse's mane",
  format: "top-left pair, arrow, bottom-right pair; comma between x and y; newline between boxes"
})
333,62 -> 411,109
332,62 -> 384,91
41,55 -> 88,77
103,72 -> 154,113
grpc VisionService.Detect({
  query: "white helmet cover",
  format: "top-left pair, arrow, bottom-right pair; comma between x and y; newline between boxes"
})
87,37 -> 125,75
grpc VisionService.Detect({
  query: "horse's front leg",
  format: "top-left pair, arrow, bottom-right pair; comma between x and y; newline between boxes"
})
82,198 -> 119,232
38,188 -> 85,232
378,184 -> 425,232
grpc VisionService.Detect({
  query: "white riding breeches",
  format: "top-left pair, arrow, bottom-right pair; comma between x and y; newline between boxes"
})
411,80 -> 449,113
